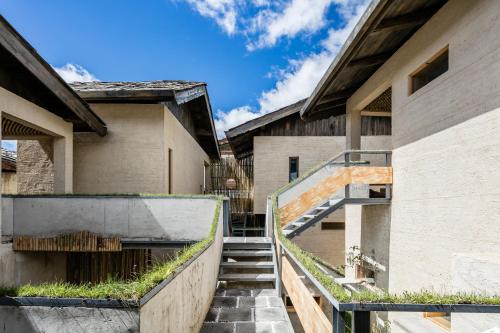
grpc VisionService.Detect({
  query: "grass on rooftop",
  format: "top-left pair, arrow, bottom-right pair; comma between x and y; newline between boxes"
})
0,198 -> 222,301
272,194 -> 500,305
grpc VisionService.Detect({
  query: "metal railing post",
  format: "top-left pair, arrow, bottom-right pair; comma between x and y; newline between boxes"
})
352,311 -> 370,333
344,152 -> 350,167
333,307 -> 345,333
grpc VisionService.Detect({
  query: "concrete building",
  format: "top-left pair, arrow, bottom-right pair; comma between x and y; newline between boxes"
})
0,15 -> 220,287
272,0 -> 500,331
225,99 -> 391,266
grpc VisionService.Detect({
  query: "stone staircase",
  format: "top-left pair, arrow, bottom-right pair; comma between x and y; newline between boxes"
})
200,237 -> 293,333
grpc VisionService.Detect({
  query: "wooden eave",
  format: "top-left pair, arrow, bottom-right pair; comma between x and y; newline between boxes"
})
300,0 -> 448,119
0,16 -> 107,136
225,99 -> 306,159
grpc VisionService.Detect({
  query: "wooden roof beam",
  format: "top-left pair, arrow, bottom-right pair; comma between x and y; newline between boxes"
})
348,53 -> 391,68
373,6 -> 442,33
317,88 -> 355,106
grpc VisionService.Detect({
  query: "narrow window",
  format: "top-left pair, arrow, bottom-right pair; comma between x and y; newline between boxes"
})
321,222 -> 345,230
168,148 -> 173,194
289,157 -> 299,182
410,46 -> 448,94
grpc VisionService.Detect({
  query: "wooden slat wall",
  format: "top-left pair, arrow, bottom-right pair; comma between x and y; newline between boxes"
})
13,231 -> 122,252
210,155 -> 253,214
282,256 -> 332,333
67,249 -> 152,284
280,167 -> 393,226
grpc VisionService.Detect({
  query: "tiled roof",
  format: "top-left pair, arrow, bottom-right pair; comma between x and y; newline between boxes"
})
70,80 -> 205,92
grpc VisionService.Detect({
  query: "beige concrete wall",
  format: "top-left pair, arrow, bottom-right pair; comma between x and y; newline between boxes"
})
1,172 -> 16,194
293,211 -> 345,267
140,207 -> 223,333
346,0 -> 500,294
74,103 -> 210,195
74,104 -> 166,194
0,244 -> 66,286
163,105 -> 211,194
0,87 -> 73,193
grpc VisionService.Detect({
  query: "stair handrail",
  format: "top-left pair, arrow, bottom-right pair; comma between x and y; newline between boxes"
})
275,149 -> 392,198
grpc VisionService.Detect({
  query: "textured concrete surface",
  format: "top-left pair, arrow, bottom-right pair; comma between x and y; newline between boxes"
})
3,196 -> 217,241
73,103 -> 210,195
451,253 -> 500,332
345,0 -> 500,296
0,306 -> 138,333
1,171 -> 17,194
139,211 -> 223,333
17,140 -> 54,194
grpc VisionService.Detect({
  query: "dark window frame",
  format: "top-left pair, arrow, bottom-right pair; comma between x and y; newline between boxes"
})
289,156 -> 299,182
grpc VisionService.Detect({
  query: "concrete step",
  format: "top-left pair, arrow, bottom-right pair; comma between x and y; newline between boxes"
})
219,274 -> 276,282
223,243 -> 271,250
220,261 -> 274,269
222,250 -> 273,257
314,206 -> 329,210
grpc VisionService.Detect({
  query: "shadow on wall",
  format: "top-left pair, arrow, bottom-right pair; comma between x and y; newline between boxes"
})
2,196 -> 218,242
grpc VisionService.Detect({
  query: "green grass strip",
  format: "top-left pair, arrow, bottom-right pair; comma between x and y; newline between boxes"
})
272,194 -> 500,305
0,197 -> 223,301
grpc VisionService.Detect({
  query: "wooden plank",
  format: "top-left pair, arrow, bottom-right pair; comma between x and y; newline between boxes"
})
280,167 -> 392,226
13,231 -> 122,252
282,256 -> 332,333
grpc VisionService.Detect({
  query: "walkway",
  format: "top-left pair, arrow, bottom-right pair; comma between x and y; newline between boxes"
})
200,237 -> 294,333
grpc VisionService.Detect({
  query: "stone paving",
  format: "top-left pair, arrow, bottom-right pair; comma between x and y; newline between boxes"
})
200,289 -> 293,333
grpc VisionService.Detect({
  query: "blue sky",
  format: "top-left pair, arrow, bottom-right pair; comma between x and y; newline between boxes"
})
0,0 -> 368,142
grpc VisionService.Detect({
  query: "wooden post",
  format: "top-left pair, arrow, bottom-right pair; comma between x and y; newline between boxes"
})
352,311 -> 370,333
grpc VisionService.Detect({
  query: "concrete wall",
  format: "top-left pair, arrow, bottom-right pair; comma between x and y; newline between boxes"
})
0,244 -> 66,286
293,208 -> 345,267
1,172 -> 16,194
0,306 -> 138,333
346,0 -> 500,295
0,87 -> 73,194
451,253 -> 500,332
17,140 -> 54,194
163,105 -> 211,194
73,103 -> 210,195
140,206 -> 223,333
2,196 -> 217,241
74,104 -> 166,194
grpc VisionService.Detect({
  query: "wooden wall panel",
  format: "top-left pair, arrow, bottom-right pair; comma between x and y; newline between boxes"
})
280,167 -> 392,226
13,231 -> 122,252
282,257 -> 332,333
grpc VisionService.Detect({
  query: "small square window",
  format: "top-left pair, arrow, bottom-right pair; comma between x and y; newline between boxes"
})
410,46 -> 449,94
289,157 -> 299,182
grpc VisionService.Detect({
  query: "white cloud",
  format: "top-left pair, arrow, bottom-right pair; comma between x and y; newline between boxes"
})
215,0 -> 369,136
214,106 -> 260,138
185,0 -> 239,35
248,0 -> 335,50
53,63 -> 98,83
258,0 -> 368,112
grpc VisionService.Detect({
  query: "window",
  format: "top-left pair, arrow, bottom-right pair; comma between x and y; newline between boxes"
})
289,157 -> 299,182
321,222 -> 345,230
410,46 -> 448,94
168,148 -> 173,194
